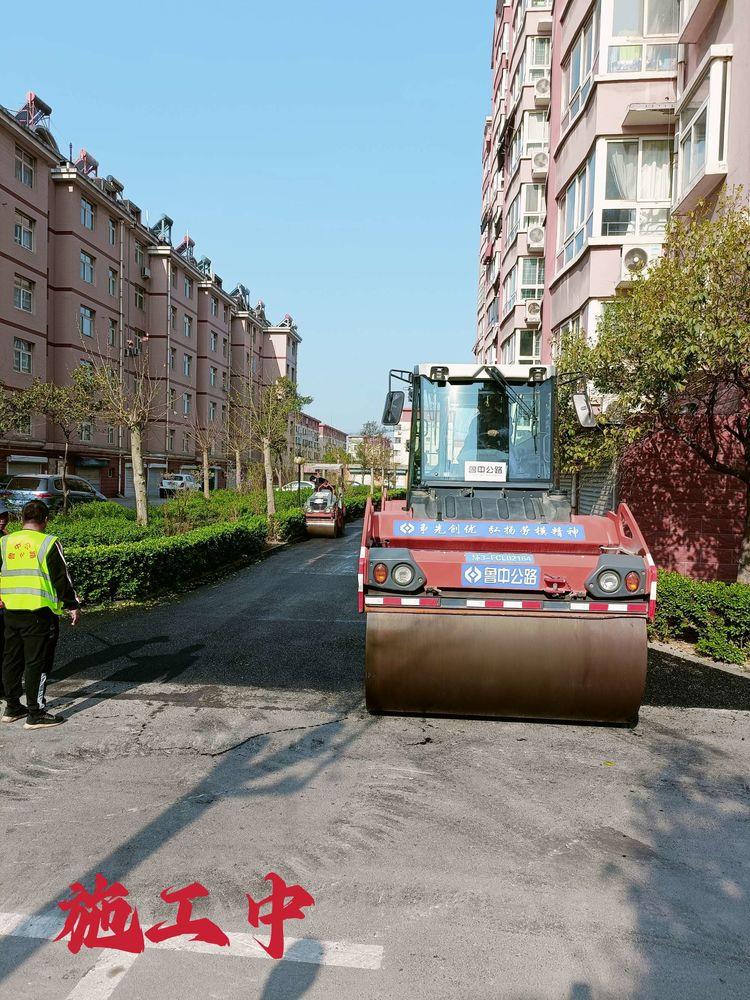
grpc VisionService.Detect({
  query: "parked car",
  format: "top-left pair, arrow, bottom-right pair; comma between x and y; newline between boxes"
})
0,474 -> 107,514
279,480 -> 315,492
159,473 -> 200,498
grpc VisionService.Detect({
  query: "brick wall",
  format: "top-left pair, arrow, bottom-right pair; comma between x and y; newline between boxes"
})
619,432 -> 746,583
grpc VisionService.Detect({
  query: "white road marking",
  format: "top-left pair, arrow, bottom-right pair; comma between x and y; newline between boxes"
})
64,952 -> 139,1000
0,910 -> 384,979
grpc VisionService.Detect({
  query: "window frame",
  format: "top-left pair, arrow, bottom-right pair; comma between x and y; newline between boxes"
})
562,11 -> 596,132
14,274 -> 34,313
601,136 -> 672,239
134,285 -> 145,310
79,305 -> 95,338
80,198 -> 96,230
15,145 -> 35,187
80,250 -> 95,284
13,337 -> 33,374
14,211 -> 34,251
606,0 -> 679,75
557,149 -> 596,268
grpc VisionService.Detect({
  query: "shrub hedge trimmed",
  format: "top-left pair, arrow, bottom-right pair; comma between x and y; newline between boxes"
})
651,570 -> 750,665
65,518 -> 268,604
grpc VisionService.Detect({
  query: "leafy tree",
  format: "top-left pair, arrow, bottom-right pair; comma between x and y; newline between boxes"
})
192,417 -> 222,498
356,420 -> 393,493
589,191 -> 750,582
246,377 -> 311,515
321,446 -> 349,465
15,377 -> 96,513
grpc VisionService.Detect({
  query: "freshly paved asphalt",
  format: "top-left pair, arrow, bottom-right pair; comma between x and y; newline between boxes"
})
0,526 -> 748,999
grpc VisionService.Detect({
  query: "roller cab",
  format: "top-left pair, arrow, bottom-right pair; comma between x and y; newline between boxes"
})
360,363 -> 657,724
304,463 -> 346,539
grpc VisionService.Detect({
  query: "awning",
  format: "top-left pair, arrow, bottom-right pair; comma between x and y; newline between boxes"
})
74,457 -> 109,468
8,454 -> 45,464
622,102 -> 675,127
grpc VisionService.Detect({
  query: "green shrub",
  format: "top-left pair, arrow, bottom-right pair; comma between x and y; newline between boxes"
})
651,570 -> 750,665
66,518 -> 268,604
273,509 -> 307,543
56,501 -> 135,522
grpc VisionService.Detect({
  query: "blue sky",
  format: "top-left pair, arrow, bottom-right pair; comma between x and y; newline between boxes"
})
2,1 -> 490,433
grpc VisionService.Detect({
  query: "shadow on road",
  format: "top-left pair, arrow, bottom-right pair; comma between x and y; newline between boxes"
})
259,939 -> 324,998
0,715 -> 372,987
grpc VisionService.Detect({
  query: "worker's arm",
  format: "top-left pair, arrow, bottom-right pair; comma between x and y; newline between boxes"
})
46,542 -> 82,613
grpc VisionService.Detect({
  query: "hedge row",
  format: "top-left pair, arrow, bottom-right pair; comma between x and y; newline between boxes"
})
651,570 -> 750,665
65,518 -> 269,604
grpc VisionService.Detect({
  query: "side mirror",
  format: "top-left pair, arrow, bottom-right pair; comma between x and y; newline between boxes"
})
382,390 -> 405,426
572,392 -> 597,429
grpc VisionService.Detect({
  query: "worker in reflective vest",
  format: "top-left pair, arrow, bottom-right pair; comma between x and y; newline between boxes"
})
0,499 -> 81,729
0,501 -> 9,703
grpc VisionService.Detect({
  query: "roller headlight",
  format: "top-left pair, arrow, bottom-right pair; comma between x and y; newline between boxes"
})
597,570 -> 621,593
392,563 -> 415,587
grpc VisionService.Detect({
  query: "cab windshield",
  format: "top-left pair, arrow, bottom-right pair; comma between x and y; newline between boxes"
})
414,377 -> 553,485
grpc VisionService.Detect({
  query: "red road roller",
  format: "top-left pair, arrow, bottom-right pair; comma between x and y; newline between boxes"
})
358,363 -> 657,724
304,464 -> 346,539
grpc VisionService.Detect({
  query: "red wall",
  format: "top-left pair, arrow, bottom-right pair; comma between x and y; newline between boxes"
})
619,433 -> 746,582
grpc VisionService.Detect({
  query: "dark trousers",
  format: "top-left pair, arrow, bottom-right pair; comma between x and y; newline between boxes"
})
0,614 -> 4,699
2,609 -> 59,719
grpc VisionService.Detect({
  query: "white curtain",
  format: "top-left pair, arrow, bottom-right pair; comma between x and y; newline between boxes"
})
605,142 -> 638,200
640,140 -> 672,200
647,0 -> 678,35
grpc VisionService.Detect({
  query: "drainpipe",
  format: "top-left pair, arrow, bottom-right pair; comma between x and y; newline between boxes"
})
118,217 -> 125,495
166,256 -> 172,473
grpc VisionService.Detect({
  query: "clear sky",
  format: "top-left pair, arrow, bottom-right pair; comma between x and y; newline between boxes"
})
2,1 -> 490,434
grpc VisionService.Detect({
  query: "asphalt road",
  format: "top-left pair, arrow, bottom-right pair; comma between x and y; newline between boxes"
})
0,527 -> 749,999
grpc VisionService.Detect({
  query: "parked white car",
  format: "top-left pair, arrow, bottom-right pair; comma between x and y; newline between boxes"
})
279,480 -> 315,492
160,473 -> 200,498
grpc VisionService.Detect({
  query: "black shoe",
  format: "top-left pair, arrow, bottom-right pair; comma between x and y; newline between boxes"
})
24,713 -> 65,730
1,708 -> 27,724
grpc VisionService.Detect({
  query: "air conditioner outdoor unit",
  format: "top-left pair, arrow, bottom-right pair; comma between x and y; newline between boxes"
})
141,266 -> 151,279
537,17 -> 553,35
534,77 -> 551,107
531,150 -> 550,179
527,224 -> 545,253
524,299 -> 542,326
619,244 -> 662,285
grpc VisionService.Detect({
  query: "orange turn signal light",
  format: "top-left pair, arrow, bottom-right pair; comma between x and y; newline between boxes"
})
625,571 -> 640,593
373,563 -> 389,585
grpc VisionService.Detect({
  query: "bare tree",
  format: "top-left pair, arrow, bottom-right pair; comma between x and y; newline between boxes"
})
246,377 -> 312,516
78,354 -> 162,526
191,416 -> 221,498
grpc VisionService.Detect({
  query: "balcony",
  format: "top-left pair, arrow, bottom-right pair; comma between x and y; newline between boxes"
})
679,0 -> 724,45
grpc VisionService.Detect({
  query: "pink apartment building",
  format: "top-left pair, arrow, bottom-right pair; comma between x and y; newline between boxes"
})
476,0 -> 747,580
1,92 -> 301,497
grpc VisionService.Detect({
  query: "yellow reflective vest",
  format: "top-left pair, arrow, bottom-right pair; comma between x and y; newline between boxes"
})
0,530 -> 63,615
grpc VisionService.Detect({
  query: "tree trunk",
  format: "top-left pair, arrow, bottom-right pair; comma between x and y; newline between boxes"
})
369,466 -> 374,495
61,437 -> 70,515
263,438 -> 275,516
739,482 -> 750,584
130,424 -> 149,526
234,449 -> 242,492
202,447 -> 210,499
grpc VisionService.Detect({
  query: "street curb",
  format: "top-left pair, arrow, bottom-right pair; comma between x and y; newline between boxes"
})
648,640 -> 748,678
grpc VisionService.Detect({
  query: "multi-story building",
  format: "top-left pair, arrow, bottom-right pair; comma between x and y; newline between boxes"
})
294,412 -> 320,461
318,422 -> 348,458
476,0 -> 746,579
1,91 -> 300,497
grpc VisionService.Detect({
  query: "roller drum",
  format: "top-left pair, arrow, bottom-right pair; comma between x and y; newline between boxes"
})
365,611 -> 646,724
306,520 -> 337,538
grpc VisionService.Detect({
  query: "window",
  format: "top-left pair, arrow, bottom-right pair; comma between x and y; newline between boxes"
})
169,347 -> 176,369
182,393 -> 192,416
527,36 -> 551,81
15,414 -> 32,436
223,305 -> 229,322
507,184 -> 545,246
171,267 -> 178,288
15,146 -> 35,187
486,297 -> 499,329
108,218 -> 117,245
210,331 -> 217,351
520,257 -> 545,300
558,150 -> 596,266
108,318 -> 118,347
509,112 -> 549,176
80,305 -> 95,337
13,337 -> 33,374
132,329 -> 144,353
108,268 -> 118,296
80,251 -> 95,283
166,429 -> 175,451
182,432 -> 190,453
107,425 -> 115,445
184,315 -> 192,338
608,0 -> 678,74
210,296 -> 218,316
517,328 -> 542,365
183,353 -> 192,377
563,13 -> 595,129
221,370 -> 228,390
222,338 -> 228,358
79,422 -> 93,443
553,314 -> 582,359
500,332 -> 516,365
14,212 -> 34,251
602,138 -> 671,236
676,53 -> 731,204
208,401 -> 217,422
134,285 -> 145,310
81,198 -> 95,230
135,244 -> 145,267
502,263 -> 517,316
14,275 -> 34,313
209,365 -> 217,386
184,277 -> 193,298
169,305 -> 177,330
